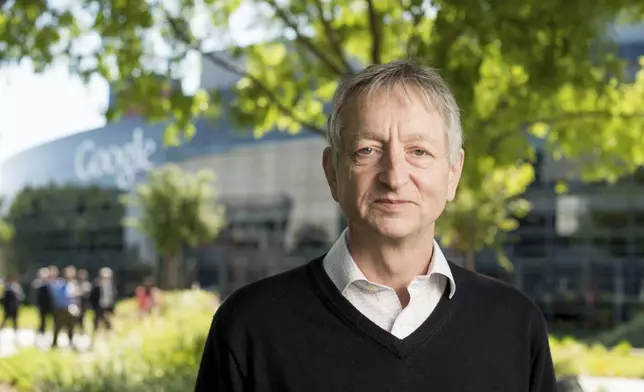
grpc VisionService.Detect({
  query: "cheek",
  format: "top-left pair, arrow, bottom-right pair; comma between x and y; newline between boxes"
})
335,169 -> 356,199
340,170 -> 371,201
413,171 -> 450,196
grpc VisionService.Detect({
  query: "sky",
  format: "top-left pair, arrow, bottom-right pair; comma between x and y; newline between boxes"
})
0,62 -> 108,163
0,1 -> 264,166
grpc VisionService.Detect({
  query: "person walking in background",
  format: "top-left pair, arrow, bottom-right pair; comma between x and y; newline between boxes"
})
63,266 -> 81,312
1,275 -> 24,332
50,266 -> 79,349
76,269 -> 92,334
135,276 -> 159,318
31,267 -> 53,337
89,267 -> 117,342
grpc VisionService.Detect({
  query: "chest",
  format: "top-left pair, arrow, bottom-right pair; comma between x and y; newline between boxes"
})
243,316 -> 530,392
343,278 -> 445,338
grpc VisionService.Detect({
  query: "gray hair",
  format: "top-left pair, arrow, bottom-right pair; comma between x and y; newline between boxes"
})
327,60 -> 463,165
99,267 -> 113,278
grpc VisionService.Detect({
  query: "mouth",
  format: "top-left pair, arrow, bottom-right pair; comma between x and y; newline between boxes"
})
374,199 -> 412,205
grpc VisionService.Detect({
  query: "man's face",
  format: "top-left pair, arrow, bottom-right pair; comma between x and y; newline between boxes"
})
323,85 -> 464,240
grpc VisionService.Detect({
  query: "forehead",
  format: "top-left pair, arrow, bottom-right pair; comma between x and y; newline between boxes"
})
342,84 -> 446,141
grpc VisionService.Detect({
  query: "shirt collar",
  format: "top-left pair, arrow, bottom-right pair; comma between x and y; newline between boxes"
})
323,228 -> 456,298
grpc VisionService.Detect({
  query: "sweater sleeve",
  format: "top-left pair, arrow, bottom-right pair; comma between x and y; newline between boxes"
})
529,342 -> 557,392
529,310 -> 557,392
194,316 -> 247,392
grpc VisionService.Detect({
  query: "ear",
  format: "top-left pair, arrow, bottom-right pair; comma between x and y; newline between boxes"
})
322,147 -> 340,202
447,148 -> 464,202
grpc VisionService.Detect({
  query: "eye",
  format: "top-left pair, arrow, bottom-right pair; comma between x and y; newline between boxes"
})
357,147 -> 374,155
410,148 -> 428,157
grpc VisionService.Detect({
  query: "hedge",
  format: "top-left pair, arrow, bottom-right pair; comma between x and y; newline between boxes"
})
0,290 -> 217,392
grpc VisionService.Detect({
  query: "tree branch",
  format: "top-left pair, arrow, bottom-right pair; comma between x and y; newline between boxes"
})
403,0 -> 427,57
430,8 -> 463,65
365,0 -> 382,64
164,15 -> 326,137
311,0 -> 352,72
531,110 -> 644,124
474,98 -> 510,158
264,0 -> 346,76
487,108 -> 644,159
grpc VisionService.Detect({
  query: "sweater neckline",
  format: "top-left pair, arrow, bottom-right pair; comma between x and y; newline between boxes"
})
308,255 -> 466,359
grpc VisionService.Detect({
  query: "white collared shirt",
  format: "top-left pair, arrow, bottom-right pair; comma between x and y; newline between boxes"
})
323,229 -> 456,339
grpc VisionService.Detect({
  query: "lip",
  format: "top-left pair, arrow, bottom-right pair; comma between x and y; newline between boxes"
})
374,199 -> 411,204
373,199 -> 413,210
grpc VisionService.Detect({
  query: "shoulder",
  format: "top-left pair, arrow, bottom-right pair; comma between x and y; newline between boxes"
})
210,262 -> 312,336
450,262 -> 546,331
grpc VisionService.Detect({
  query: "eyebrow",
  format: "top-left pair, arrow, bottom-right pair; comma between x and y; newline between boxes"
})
348,130 -> 382,141
348,130 -> 433,143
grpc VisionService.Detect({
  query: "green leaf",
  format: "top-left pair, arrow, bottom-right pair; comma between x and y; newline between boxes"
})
529,122 -> 550,138
163,123 -> 182,147
555,181 -> 569,195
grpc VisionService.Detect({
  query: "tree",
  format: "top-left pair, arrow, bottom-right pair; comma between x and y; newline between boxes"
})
120,164 -> 226,289
6,184 -> 123,275
0,197 -> 14,277
3,1 -> 644,270
0,198 -> 13,243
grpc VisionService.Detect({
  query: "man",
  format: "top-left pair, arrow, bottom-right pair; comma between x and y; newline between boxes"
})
76,269 -> 92,334
31,267 -> 53,336
195,60 -> 557,391
89,267 -> 117,342
1,275 -> 24,332
50,266 -> 79,349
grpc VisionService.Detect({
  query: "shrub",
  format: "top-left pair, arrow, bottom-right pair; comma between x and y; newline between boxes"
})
0,290 -> 218,392
550,336 -> 644,379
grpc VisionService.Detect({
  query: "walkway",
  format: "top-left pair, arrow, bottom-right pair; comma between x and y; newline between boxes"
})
0,328 -> 91,358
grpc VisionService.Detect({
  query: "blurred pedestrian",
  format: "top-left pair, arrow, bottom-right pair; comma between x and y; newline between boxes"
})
1,275 -> 24,332
31,267 -> 53,336
89,267 -> 117,342
76,269 -> 92,334
135,276 -> 159,318
50,266 -> 79,349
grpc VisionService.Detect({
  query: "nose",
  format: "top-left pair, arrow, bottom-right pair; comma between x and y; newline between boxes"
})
378,149 -> 410,190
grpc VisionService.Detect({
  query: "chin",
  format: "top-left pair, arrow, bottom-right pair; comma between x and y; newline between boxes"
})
368,217 -> 418,239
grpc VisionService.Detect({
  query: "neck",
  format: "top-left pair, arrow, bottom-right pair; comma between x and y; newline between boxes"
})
347,224 -> 435,294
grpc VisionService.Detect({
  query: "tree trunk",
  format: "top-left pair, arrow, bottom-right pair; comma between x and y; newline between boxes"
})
0,247 -> 6,279
465,250 -> 476,272
176,247 -> 184,289
161,251 -> 183,290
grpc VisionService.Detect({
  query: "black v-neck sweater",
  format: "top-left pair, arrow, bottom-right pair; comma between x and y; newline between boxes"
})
195,256 -> 557,392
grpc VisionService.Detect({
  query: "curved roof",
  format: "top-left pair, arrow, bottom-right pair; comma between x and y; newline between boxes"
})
0,114 -> 320,198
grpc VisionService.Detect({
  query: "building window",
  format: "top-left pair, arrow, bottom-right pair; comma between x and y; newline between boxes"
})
556,195 -> 589,236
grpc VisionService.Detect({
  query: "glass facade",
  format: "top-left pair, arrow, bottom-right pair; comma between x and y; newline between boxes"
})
0,112 -> 331,296
474,168 -> 644,327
